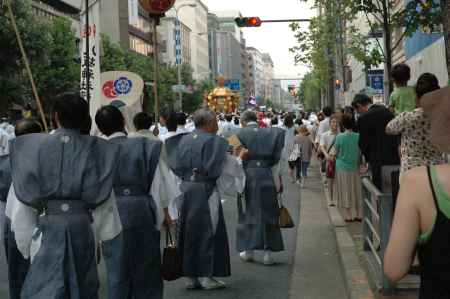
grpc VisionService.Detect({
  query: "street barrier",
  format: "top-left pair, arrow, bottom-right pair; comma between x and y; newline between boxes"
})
361,176 -> 394,294
362,166 -> 420,294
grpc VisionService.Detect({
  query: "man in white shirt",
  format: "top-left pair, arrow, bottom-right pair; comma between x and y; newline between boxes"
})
218,114 -> 239,139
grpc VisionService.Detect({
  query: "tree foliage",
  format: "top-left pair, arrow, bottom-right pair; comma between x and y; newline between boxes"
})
291,0 -> 442,96
0,0 -> 50,115
298,72 -> 321,111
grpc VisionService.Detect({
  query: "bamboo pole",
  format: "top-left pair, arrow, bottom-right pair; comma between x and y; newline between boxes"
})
5,0 -> 49,132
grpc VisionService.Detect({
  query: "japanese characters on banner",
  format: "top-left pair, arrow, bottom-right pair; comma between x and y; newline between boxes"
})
101,71 -> 144,132
80,1 -> 101,121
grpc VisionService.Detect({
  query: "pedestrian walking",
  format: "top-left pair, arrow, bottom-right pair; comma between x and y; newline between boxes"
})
389,63 -> 416,114
386,73 -> 444,175
294,125 -> 313,188
332,116 -> 362,222
164,108 -> 246,290
5,93 -> 122,299
320,117 -> 340,206
352,94 -> 400,189
2,119 -> 42,299
237,111 -> 285,266
96,106 -> 166,299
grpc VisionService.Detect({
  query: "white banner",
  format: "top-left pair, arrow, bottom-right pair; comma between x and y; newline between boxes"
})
101,71 -> 144,132
128,0 -> 139,27
80,1 -> 101,122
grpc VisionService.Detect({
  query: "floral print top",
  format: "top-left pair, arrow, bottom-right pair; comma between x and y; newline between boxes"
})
386,108 -> 444,173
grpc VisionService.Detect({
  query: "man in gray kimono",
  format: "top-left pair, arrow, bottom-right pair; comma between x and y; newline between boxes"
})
1,119 -> 42,299
165,108 -> 246,290
5,93 -> 122,299
236,110 -> 285,265
95,105 -> 165,299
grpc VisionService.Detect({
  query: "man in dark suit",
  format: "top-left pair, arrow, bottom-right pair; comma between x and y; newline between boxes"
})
352,94 -> 400,190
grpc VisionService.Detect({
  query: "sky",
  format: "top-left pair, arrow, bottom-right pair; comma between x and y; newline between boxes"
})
203,0 -> 315,88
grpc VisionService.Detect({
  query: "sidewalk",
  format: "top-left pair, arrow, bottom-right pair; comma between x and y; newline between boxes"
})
322,169 -> 419,299
289,162 -> 347,298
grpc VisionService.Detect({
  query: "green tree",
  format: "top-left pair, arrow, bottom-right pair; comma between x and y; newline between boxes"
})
291,0 -> 442,99
0,0 -> 50,115
299,72 -> 321,111
35,17 -> 79,111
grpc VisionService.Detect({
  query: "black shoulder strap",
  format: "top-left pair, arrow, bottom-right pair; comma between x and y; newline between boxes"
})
427,166 -> 440,211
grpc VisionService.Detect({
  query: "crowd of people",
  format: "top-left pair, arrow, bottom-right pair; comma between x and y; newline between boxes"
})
0,95 -> 293,299
0,62 -> 448,298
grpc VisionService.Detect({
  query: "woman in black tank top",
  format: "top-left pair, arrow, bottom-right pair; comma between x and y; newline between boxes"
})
384,165 -> 450,298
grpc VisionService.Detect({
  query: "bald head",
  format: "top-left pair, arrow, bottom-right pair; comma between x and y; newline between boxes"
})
193,108 -> 218,133
15,118 -> 43,137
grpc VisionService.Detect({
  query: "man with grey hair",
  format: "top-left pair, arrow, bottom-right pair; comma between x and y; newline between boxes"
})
237,110 -> 285,265
165,108 -> 247,290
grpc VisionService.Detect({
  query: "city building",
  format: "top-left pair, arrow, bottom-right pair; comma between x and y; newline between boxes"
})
175,0 -> 210,80
100,0 -> 154,56
262,53 -> 274,102
246,47 -> 265,101
32,0 -> 80,22
158,17 -> 192,66
208,11 -> 246,98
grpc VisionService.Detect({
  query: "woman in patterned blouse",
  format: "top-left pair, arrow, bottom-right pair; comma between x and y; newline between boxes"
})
386,73 -> 444,175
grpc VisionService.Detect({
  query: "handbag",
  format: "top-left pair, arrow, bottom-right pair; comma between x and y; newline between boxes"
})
278,194 -> 295,228
288,144 -> 301,162
161,229 -> 183,281
326,160 -> 336,179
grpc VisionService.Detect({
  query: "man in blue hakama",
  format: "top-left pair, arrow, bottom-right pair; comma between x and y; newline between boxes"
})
165,108 -> 246,290
5,94 -> 122,299
236,110 -> 285,265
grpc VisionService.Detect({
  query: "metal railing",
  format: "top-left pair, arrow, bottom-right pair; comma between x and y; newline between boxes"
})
361,176 -> 395,294
361,165 -> 420,294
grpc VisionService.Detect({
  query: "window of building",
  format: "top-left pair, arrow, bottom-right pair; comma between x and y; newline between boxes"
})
129,35 -> 153,56
135,15 -> 151,34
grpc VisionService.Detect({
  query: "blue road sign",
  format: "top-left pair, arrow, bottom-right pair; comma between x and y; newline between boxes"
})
225,79 -> 240,91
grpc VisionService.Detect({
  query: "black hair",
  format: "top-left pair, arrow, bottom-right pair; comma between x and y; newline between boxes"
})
177,112 -> 187,126
15,118 -> 43,136
391,64 -> 411,84
53,93 -> 89,130
416,73 -> 440,99
80,116 -> 92,135
341,115 -> 355,130
322,106 -> 333,117
351,93 -> 373,108
95,105 -> 125,137
234,117 -> 240,126
284,114 -> 294,128
271,116 -> 278,126
133,112 -> 153,131
166,111 -> 179,132
225,114 -> 233,122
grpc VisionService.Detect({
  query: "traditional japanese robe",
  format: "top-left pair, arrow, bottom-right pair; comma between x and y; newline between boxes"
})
0,153 -> 29,299
236,122 -> 285,252
5,129 -> 122,299
102,133 -> 163,299
165,130 -> 245,278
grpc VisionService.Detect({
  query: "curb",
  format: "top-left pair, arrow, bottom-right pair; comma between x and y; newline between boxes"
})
323,187 -> 376,299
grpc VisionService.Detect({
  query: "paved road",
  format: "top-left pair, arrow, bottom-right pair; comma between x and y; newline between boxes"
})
0,164 -> 347,299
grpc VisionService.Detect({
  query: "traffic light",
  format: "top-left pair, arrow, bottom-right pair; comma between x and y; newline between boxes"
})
235,17 -> 262,27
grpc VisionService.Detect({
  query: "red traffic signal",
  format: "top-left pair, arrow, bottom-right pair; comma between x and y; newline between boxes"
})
235,17 -> 262,27
139,0 -> 175,15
